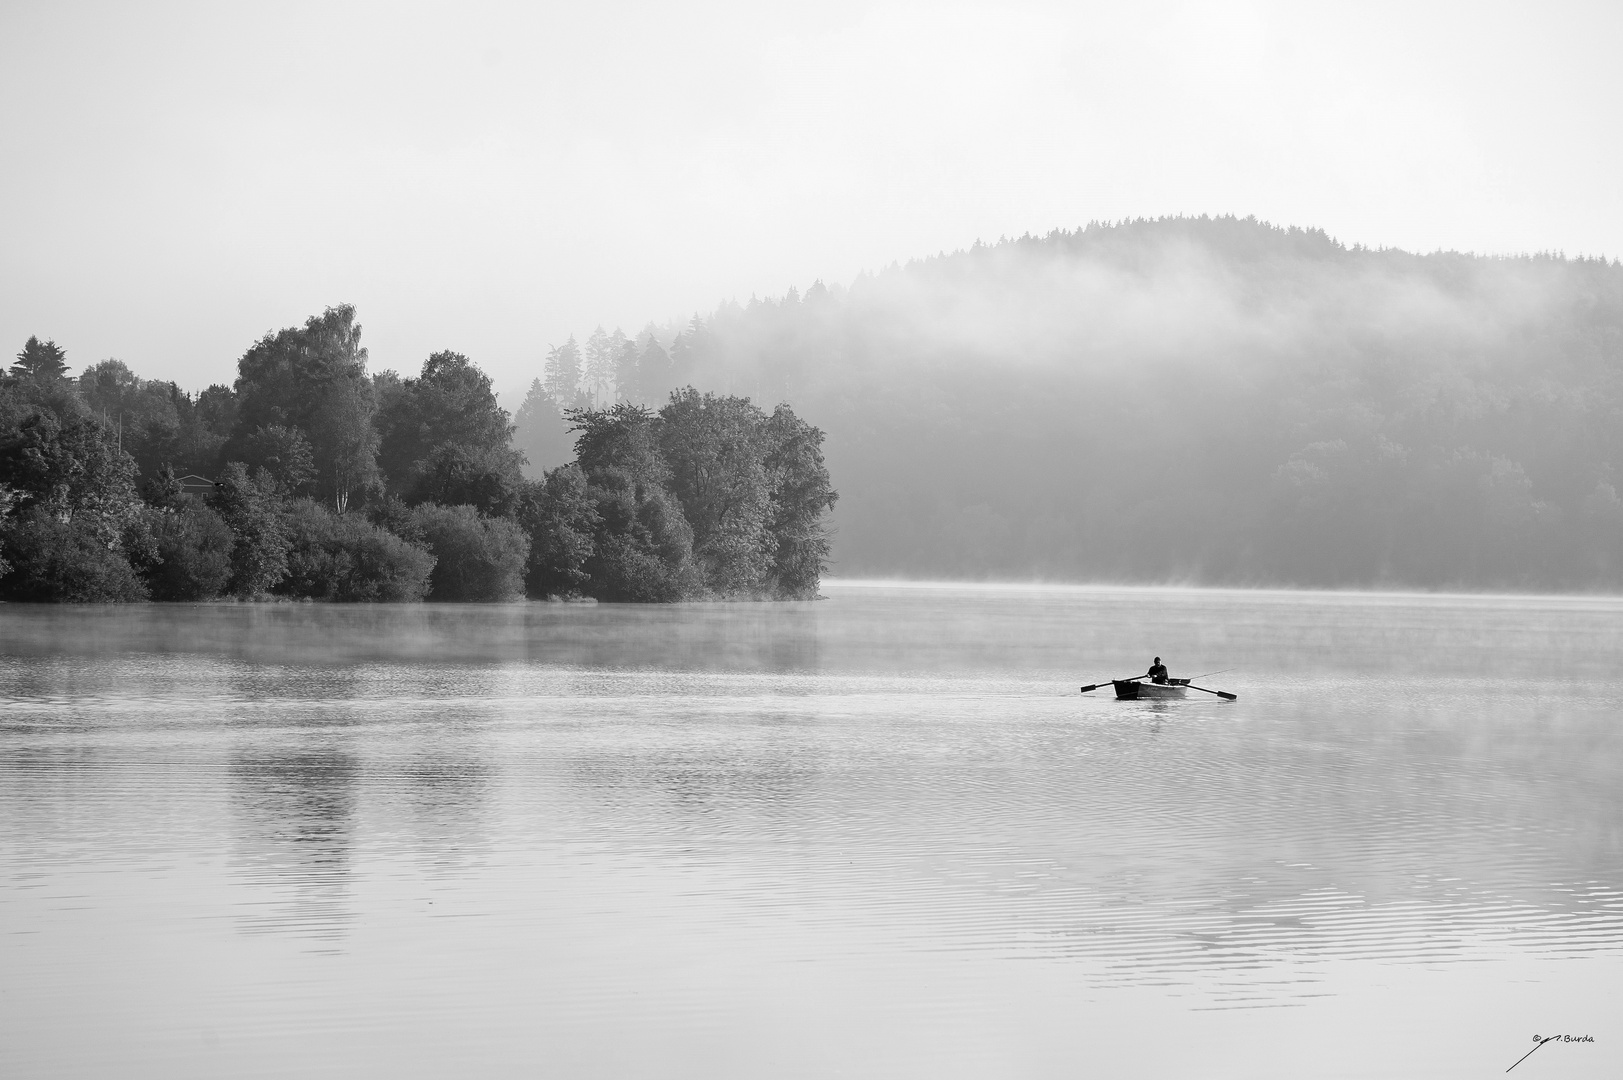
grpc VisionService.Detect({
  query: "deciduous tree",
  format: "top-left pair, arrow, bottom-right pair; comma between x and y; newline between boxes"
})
207,462 -> 290,597
516,465 -> 599,597
374,350 -> 523,507
658,389 -> 773,596
409,502 -> 528,601
231,305 -> 378,513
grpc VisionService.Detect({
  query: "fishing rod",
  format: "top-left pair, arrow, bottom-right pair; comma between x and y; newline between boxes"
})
1183,667 -> 1238,700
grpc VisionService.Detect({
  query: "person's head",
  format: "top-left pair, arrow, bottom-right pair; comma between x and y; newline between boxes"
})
1153,657 -> 1161,664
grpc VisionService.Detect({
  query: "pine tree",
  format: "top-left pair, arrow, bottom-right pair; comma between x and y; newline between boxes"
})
514,378 -> 575,474
635,332 -> 671,404
582,326 -> 615,406
12,336 -> 69,381
608,328 -> 635,403
668,317 -> 708,387
542,336 -> 583,407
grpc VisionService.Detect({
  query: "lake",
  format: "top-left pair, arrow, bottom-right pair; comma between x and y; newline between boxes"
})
2,583 -> 1620,1078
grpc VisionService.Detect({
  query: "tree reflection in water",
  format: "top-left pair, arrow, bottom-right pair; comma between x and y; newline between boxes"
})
230,746 -> 360,944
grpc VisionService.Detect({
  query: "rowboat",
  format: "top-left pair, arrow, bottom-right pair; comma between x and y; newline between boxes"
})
1079,675 -> 1236,701
1111,678 -> 1189,700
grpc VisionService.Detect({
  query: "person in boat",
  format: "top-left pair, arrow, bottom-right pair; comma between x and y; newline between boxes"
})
1146,657 -> 1169,684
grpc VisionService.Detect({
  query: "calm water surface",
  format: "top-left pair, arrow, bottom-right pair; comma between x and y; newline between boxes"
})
3,584 -> 1620,1078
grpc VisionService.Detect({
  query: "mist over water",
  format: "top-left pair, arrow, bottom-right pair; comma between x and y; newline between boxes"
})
4,585 -> 1620,1078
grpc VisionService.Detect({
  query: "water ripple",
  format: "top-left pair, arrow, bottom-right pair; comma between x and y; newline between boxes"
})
4,588 -> 1623,1077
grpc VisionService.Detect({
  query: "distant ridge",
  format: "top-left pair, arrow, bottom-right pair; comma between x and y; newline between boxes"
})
514,216 -> 1623,592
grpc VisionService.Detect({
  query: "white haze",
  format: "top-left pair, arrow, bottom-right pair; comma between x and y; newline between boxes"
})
2,0 -> 1621,396
813,231 -> 1585,383
568,219 -> 1618,589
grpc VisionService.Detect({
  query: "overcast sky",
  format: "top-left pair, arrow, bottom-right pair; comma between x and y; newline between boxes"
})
3,0 -> 1619,396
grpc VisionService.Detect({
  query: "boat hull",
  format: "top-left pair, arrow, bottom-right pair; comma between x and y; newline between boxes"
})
1112,679 -> 1188,700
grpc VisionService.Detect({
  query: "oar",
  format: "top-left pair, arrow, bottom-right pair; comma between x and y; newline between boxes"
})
1184,683 -> 1238,701
1080,675 -> 1147,694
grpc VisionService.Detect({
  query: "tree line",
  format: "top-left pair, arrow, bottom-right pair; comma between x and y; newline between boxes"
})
0,308 -> 835,603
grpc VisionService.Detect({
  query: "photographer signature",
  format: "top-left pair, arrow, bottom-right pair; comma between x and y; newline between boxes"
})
1507,1034 -> 1595,1072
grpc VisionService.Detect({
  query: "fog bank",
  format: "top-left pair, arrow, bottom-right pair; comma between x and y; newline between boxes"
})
516,216 -> 1623,591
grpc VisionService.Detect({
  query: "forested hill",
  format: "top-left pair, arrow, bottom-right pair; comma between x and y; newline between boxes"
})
517,216 -> 1623,591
